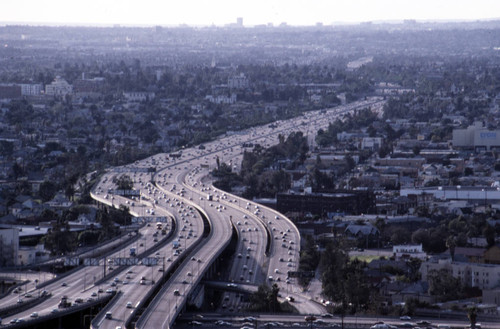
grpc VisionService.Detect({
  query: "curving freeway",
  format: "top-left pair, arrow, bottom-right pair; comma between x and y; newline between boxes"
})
0,98 -> 384,328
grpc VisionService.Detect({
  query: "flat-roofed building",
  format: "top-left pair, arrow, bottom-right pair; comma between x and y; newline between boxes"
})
420,257 -> 500,290
453,121 -> 500,151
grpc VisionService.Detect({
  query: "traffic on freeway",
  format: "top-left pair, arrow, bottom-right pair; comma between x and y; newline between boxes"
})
0,98 -> 383,327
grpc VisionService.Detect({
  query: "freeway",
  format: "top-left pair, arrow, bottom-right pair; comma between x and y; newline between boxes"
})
131,98 -> 384,327
0,98 -> 383,327
103,98 -> 383,327
93,176 -> 207,329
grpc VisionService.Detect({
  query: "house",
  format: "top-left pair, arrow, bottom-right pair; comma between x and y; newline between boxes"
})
361,137 -> 383,151
446,247 -> 487,263
483,245 -> 500,264
344,224 -> 379,245
391,281 -> 433,304
45,193 -> 73,210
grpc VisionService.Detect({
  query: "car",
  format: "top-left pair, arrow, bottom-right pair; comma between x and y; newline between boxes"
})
126,301 -> 133,308
105,312 -> 112,319
321,313 -> 333,318
30,312 -> 38,318
182,280 -> 189,284
400,316 -> 412,321
190,321 -> 202,326
286,296 -> 295,302
61,282 -> 67,287
24,293 -> 32,298
174,289 -> 180,296
106,288 -> 114,293
416,321 -> 432,326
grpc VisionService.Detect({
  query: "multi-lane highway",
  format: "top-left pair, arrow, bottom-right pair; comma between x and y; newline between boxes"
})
0,98 -> 384,327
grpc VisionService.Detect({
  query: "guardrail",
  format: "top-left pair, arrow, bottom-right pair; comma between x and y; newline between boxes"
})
133,203 -> 233,329
89,290 -> 122,329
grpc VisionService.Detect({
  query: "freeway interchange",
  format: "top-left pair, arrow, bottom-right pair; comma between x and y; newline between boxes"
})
0,98 -> 384,328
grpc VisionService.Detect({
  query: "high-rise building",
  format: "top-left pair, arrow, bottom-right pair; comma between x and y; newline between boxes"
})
237,17 -> 243,27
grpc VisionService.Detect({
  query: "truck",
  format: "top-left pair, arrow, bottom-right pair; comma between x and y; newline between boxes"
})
172,240 -> 180,249
130,247 -> 136,256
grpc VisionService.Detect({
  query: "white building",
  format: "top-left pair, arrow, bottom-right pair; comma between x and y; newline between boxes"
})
361,137 -> 383,151
45,76 -> 73,96
453,121 -> 500,151
420,258 -> 500,290
228,73 -> 249,89
18,244 -> 49,266
19,83 -> 43,96
205,94 -> 237,104
393,244 -> 427,260
123,92 -> 155,102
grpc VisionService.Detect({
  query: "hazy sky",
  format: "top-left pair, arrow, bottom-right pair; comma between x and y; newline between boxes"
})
2,0 -> 500,27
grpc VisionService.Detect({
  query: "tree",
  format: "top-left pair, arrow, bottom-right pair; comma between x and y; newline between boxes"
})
427,269 -> 464,301
483,225 -> 495,247
43,219 -> 76,255
115,175 -> 134,190
12,162 -> 24,180
468,307 -> 477,329
446,236 -> 457,261
39,181 -> 58,202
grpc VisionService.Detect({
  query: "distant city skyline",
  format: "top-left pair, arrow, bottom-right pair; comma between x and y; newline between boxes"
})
2,0 -> 500,27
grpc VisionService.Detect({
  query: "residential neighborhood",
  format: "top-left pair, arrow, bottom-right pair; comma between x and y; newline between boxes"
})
2,20 -> 500,324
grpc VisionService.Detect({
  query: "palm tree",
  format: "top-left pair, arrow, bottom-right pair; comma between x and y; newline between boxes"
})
467,306 -> 477,329
446,236 -> 456,261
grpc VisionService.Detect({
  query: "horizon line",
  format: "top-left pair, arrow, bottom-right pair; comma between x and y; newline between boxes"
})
2,17 -> 500,29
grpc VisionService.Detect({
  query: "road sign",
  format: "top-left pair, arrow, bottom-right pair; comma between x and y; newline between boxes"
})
116,257 -> 139,266
64,257 -> 79,266
141,257 -> 158,266
84,258 -> 100,266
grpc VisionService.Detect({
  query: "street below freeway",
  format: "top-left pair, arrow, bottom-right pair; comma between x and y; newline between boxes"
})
176,313 -> 497,329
